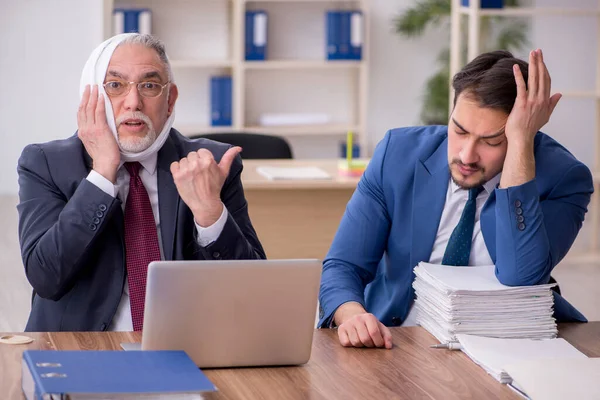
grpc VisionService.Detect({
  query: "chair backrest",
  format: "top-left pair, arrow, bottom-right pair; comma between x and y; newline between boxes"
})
191,132 -> 293,159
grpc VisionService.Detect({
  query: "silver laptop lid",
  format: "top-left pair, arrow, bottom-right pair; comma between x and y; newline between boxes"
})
141,259 -> 322,368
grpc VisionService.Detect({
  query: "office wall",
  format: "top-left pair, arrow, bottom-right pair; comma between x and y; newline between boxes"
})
0,0 -> 106,194
0,0 -> 446,195
0,0 -> 596,195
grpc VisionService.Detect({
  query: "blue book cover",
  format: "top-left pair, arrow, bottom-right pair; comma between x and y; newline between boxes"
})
113,8 -> 152,35
210,76 -> 232,126
338,11 -> 350,60
22,350 -> 216,399
326,11 -> 337,60
461,0 -> 504,8
245,10 -> 267,61
348,11 -> 363,60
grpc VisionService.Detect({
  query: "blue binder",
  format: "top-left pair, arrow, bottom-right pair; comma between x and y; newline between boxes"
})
245,10 -> 268,61
22,350 -> 216,399
326,11 -> 362,61
326,11 -> 341,60
461,0 -> 504,8
113,8 -> 152,35
210,76 -> 232,126
348,11 -> 363,60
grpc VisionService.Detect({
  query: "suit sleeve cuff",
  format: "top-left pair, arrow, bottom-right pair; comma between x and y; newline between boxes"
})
195,204 -> 228,247
86,170 -> 116,197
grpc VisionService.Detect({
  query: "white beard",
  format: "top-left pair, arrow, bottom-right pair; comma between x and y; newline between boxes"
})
118,130 -> 157,152
116,111 -> 157,153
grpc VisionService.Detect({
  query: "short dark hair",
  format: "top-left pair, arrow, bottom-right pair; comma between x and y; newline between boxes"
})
452,50 -> 528,115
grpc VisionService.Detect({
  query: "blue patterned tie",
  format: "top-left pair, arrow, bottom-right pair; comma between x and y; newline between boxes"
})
442,186 -> 484,266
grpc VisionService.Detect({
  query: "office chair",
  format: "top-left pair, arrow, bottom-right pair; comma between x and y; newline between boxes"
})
190,132 -> 293,159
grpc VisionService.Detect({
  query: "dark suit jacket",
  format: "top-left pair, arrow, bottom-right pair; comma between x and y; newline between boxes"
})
18,129 -> 266,332
319,126 -> 594,327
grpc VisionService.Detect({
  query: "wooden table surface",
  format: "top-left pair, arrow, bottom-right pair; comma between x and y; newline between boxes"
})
2,323 -> 599,399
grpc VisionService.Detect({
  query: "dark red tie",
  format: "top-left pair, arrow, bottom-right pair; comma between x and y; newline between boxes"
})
124,162 -> 161,331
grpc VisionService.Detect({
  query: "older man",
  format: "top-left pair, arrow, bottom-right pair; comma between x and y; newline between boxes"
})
18,33 -> 265,332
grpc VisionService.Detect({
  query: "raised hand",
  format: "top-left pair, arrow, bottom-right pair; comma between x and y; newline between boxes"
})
77,85 -> 120,183
170,146 -> 242,227
505,48 -> 562,145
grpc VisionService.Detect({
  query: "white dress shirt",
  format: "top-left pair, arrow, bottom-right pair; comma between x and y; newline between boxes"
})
86,154 -> 228,331
401,174 -> 501,327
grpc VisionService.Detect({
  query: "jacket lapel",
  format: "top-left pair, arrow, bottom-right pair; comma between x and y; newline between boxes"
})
410,138 -> 451,268
156,133 -> 181,260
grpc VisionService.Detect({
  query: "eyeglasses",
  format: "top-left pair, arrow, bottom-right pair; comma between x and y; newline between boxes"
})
103,80 -> 170,98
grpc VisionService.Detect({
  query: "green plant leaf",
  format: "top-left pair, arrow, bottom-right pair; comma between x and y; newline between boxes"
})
394,0 -> 451,38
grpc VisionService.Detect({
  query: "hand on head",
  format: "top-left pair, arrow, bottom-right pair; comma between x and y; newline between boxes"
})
170,146 -> 242,227
505,48 -> 562,144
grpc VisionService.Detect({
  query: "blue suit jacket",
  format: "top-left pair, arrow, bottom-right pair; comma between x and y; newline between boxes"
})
18,129 -> 266,332
319,126 -> 593,327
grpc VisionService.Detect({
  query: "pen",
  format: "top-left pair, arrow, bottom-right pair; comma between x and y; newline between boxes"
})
430,342 -> 462,350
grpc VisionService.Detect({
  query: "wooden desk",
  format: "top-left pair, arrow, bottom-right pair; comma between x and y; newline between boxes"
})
241,159 -> 363,260
2,323 -> 599,399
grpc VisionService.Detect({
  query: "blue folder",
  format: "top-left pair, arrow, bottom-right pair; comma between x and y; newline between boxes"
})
461,0 -> 504,8
245,10 -> 268,60
22,350 -> 216,399
113,8 -> 152,34
326,10 -> 362,61
210,76 -> 232,126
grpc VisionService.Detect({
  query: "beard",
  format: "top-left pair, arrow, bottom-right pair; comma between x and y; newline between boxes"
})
449,159 -> 487,189
116,111 -> 157,153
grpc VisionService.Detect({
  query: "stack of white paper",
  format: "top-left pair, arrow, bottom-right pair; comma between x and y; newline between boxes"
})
413,262 -> 558,344
504,358 -> 600,400
455,334 -> 587,384
256,166 -> 331,180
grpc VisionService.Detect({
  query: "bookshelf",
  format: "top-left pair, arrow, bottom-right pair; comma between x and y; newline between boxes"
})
102,0 -> 370,158
449,0 -> 600,256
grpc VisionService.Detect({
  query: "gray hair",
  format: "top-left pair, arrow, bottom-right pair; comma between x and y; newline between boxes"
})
118,34 -> 174,82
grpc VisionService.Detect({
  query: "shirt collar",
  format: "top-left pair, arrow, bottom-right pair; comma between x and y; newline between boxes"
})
119,152 -> 158,176
450,172 -> 502,195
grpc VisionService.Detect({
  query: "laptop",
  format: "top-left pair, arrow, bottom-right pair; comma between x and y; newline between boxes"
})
135,259 -> 322,368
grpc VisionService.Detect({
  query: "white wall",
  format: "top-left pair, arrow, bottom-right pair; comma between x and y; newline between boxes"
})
0,0 -> 106,195
2,0 -> 596,193
0,0 -> 446,195
530,0 -> 598,170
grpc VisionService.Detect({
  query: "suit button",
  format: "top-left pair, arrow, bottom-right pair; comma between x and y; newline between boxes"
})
96,211 -> 104,218
93,217 -> 100,224
99,204 -> 107,211
514,200 -> 522,208
391,317 -> 402,326
518,222 -> 526,231
89,224 -> 97,231
517,215 -> 524,223
100,323 -> 107,331
515,207 -> 523,215
212,252 -> 221,259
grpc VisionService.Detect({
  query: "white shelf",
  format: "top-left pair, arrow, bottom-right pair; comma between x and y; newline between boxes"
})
243,60 -> 363,70
170,60 -> 233,69
459,6 -> 600,17
560,91 -> 600,99
245,124 -> 360,136
177,124 -> 359,137
244,0 -> 363,3
177,125 -> 237,136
